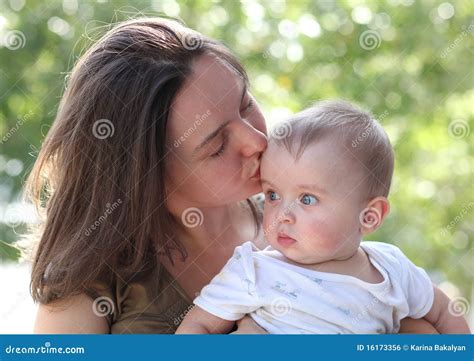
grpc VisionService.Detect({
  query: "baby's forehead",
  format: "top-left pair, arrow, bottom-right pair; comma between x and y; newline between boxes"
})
264,135 -> 345,162
262,138 -> 366,187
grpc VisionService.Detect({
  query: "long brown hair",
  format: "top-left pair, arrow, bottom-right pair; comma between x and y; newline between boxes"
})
25,17 -> 260,304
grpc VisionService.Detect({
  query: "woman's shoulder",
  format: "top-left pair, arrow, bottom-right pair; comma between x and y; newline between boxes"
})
84,265 -> 192,334
250,192 -> 265,213
34,293 -> 110,334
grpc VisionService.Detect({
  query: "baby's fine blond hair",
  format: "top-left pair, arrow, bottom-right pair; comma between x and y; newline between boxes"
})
271,100 -> 394,199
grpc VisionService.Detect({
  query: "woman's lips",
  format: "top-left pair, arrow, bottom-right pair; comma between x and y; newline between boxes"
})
249,165 -> 260,179
277,233 -> 297,247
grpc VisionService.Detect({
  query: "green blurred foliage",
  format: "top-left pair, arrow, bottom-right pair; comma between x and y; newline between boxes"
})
0,0 -> 472,299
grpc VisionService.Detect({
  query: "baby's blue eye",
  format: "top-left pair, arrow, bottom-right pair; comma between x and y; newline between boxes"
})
267,191 -> 280,201
301,194 -> 318,205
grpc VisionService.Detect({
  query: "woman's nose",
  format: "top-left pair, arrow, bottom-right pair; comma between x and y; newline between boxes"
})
237,122 -> 267,158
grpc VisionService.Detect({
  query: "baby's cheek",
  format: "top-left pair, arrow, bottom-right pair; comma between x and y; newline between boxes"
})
262,209 -> 278,237
301,217 -> 341,254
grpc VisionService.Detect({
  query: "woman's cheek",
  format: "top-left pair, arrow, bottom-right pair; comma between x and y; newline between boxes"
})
217,154 -> 240,181
203,160 -> 234,186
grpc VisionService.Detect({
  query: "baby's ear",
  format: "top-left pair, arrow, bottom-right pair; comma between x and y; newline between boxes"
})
359,197 -> 390,235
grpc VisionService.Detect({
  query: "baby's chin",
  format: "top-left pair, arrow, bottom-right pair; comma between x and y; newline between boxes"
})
273,241 -> 335,265
269,240 -> 315,264
287,253 -> 328,266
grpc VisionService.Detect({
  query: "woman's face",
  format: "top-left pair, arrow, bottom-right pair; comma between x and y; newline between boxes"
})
165,53 -> 267,211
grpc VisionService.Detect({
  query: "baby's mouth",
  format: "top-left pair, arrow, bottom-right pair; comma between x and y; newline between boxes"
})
277,232 -> 297,247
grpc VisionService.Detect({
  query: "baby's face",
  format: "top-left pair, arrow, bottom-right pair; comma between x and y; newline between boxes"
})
260,138 -> 369,265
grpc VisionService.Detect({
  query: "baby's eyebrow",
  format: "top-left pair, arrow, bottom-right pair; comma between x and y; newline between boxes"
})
261,179 -> 326,195
261,179 -> 276,188
297,184 -> 327,195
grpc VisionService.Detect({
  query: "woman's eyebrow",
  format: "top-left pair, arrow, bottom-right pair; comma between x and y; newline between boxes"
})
193,81 -> 247,155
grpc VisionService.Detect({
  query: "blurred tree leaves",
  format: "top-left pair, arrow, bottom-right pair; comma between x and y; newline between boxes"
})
0,0 -> 472,298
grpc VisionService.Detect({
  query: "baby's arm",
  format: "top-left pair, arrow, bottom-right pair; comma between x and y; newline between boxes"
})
399,317 -> 438,334
423,285 -> 471,334
175,305 -> 235,334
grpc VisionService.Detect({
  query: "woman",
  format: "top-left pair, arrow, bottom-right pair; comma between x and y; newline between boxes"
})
28,17 -> 436,334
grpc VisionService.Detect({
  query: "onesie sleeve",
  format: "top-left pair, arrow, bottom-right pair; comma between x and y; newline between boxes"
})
193,242 -> 261,321
376,242 -> 435,319
400,254 -> 434,318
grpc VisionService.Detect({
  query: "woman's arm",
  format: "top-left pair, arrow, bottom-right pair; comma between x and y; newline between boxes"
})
34,293 -> 109,334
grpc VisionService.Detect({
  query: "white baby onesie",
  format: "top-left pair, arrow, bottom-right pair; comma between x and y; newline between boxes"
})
193,241 -> 434,334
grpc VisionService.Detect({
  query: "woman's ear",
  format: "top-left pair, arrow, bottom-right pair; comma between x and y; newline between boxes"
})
359,196 -> 390,235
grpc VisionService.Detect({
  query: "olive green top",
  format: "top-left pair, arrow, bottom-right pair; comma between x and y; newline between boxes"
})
86,266 -> 193,334
85,196 -> 264,334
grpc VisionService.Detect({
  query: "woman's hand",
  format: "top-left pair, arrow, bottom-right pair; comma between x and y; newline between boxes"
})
231,315 -> 267,334
399,317 -> 439,334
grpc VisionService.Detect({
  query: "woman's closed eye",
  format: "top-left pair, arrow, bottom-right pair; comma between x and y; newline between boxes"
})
209,91 -> 258,159
241,97 -> 254,113
210,96 -> 254,159
210,133 -> 229,158
300,194 -> 318,205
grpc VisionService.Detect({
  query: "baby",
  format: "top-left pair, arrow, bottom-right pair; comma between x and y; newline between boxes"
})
176,100 -> 470,334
